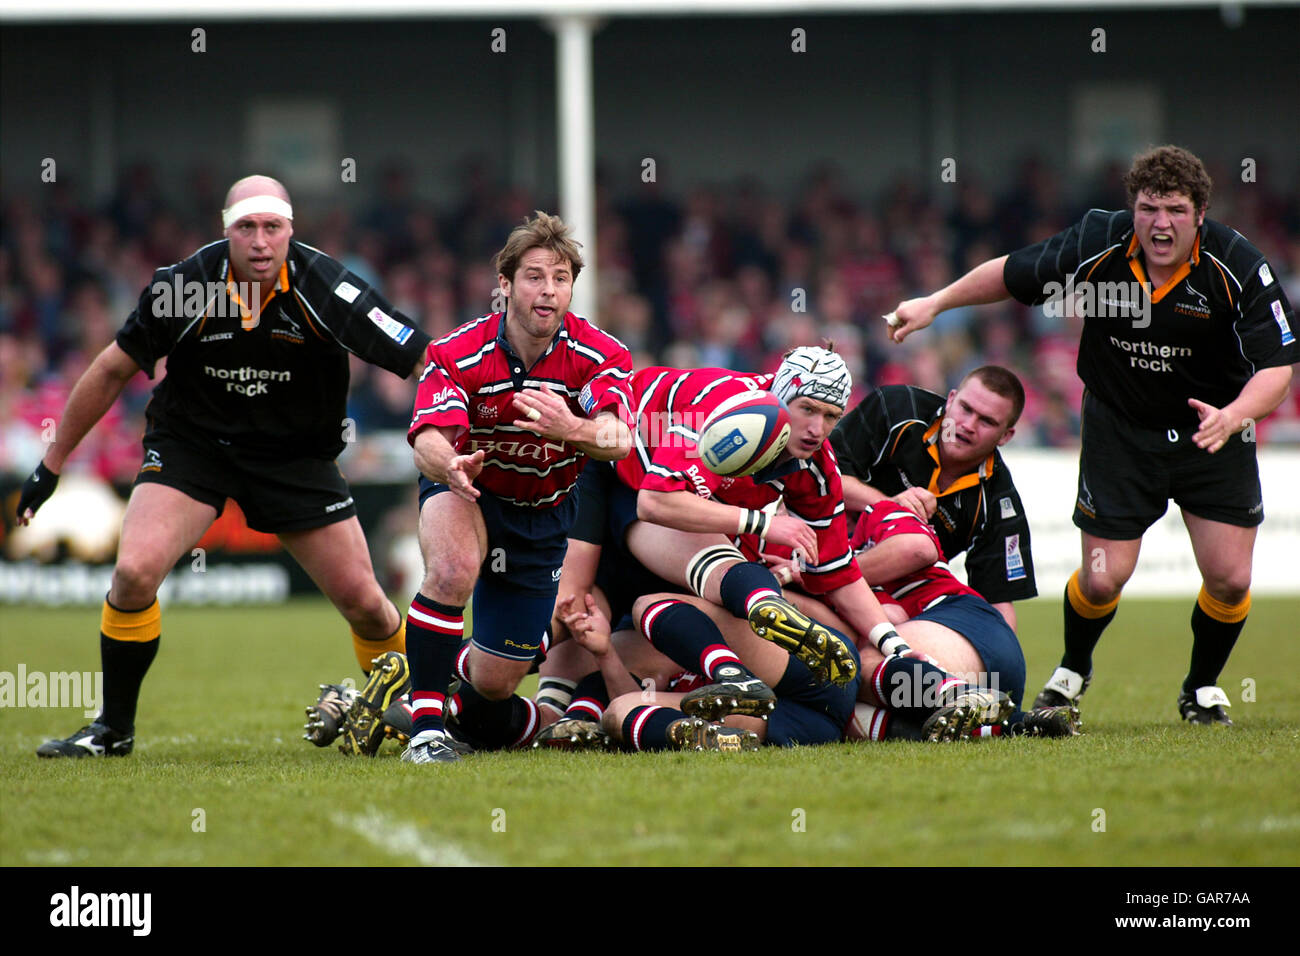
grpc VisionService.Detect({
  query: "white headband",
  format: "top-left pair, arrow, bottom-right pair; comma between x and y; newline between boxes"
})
222,196 -> 294,229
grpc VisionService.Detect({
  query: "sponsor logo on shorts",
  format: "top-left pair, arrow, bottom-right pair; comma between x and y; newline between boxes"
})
551,568 -> 563,582
324,496 -> 354,514
503,638 -> 541,652
999,496 -> 1015,519
1004,534 -> 1026,581
334,281 -> 362,304
368,306 -> 414,345
140,449 -> 163,473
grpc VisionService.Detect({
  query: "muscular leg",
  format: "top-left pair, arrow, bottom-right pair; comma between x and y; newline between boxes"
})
1181,512 -> 1255,702
280,516 -> 402,671
101,484 -> 218,733
1047,532 -> 1142,691
405,493 -> 488,739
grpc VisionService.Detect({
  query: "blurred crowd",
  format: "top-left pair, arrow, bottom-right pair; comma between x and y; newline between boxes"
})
5,155 -> 1300,485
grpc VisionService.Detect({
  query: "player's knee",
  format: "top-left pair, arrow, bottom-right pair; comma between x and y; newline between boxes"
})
333,582 -> 390,627
471,673 -> 518,701
110,556 -> 166,606
631,592 -> 675,629
1203,572 -> 1250,606
421,547 -> 479,598
1077,566 -> 1126,605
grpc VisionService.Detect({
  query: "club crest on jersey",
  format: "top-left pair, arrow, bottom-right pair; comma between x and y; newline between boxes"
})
271,310 -> 305,344
476,402 -> 499,421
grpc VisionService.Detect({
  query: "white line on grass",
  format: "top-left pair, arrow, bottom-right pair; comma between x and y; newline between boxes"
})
330,811 -> 487,867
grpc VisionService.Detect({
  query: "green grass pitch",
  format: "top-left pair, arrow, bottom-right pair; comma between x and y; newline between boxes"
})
2,596 -> 1298,866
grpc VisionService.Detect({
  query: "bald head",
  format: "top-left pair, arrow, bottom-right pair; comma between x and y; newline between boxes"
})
225,175 -> 290,208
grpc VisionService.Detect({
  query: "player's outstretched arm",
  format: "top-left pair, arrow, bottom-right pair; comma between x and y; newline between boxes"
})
854,530 -> 939,584
512,386 -> 631,461
888,254 -> 1011,344
1190,366 -> 1293,454
557,593 -> 640,699
412,424 -> 483,502
16,342 -> 141,525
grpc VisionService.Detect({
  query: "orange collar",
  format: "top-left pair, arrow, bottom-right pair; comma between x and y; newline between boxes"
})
1126,231 -> 1200,304
227,262 -> 289,327
923,418 -> 994,496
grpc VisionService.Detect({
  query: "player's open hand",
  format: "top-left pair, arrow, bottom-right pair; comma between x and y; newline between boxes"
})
1188,398 -> 1235,454
446,450 -> 485,501
890,487 -> 936,520
766,514 -> 819,568
557,592 -> 611,656
15,461 -> 59,526
513,383 -> 579,440
885,297 -> 938,344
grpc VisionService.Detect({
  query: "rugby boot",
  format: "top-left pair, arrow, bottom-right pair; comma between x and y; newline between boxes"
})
680,667 -> 777,721
339,652 -> 411,756
532,717 -> 619,751
1032,665 -> 1091,710
666,716 -> 760,752
36,721 -> 134,758
1178,686 -> 1232,726
921,687 -> 1015,741
747,596 -> 857,686
400,730 -> 461,764
1006,704 -> 1082,738
303,682 -> 359,746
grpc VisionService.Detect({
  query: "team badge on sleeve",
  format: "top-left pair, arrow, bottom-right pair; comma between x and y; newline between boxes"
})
1270,300 -> 1294,346
579,381 -> 596,414
1004,534 -> 1026,581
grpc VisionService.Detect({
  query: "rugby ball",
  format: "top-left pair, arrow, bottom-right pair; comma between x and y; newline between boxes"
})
697,391 -> 791,477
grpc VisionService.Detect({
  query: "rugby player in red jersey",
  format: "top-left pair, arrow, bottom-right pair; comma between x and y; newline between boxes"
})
396,212 -> 632,765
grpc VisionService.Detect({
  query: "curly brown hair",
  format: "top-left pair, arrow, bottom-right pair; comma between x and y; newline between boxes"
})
493,211 -> 585,283
1124,146 -> 1212,213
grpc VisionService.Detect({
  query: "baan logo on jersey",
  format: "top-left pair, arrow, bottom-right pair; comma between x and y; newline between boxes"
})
467,438 -> 566,461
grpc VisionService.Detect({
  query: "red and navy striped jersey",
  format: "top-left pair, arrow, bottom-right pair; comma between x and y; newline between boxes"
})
408,311 -> 631,508
595,365 -> 860,594
850,503 -> 982,617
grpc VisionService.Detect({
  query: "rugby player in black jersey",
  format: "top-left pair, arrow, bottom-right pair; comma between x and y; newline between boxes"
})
830,366 -> 1035,632
887,146 -> 1297,725
16,175 -> 432,757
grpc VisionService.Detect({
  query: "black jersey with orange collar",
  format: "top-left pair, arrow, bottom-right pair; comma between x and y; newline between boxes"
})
116,239 -> 430,457
830,385 -> 1036,605
1003,210 -> 1298,430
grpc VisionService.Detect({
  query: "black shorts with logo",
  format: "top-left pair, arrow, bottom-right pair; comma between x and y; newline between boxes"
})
134,422 -> 357,533
1073,392 -> 1263,540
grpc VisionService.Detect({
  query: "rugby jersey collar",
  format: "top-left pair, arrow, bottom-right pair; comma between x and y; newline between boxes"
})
494,310 -> 567,372
922,416 -> 994,496
224,258 -> 289,328
1124,228 -> 1202,304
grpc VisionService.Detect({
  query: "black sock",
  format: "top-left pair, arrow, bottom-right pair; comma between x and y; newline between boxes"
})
455,684 -> 540,749
869,655 -> 966,720
99,635 -> 159,733
718,562 -> 783,619
406,594 -> 464,736
1061,572 -> 1118,676
564,671 -> 610,722
639,599 -> 751,680
1185,591 -> 1249,692
621,704 -> 684,751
